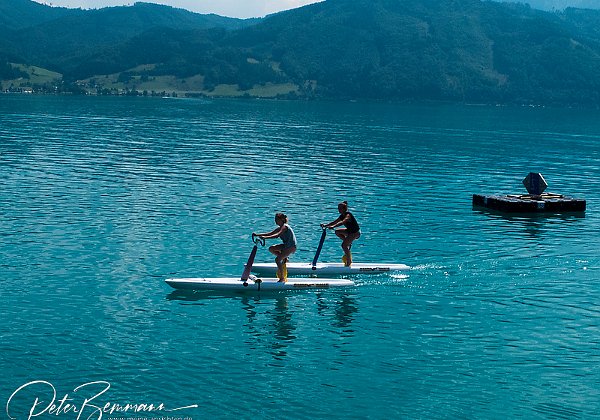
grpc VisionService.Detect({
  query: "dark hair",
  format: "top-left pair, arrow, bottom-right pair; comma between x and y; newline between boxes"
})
275,212 -> 288,223
338,201 -> 349,210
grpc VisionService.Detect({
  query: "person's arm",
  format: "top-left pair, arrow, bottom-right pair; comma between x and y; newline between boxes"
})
322,215 -> 345,229
254,225 -> 284,239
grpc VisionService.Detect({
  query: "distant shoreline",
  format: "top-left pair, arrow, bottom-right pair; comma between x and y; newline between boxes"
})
5,90 -> 598,110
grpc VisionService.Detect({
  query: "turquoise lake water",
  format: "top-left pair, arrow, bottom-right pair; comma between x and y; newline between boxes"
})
1,95 -> 599,419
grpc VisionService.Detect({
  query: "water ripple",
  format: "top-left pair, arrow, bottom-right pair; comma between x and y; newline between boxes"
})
2,97 -> 600,419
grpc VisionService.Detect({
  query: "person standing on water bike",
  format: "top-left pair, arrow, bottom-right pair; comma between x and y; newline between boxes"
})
321,201 -> 361,267
254,213 -> 297,282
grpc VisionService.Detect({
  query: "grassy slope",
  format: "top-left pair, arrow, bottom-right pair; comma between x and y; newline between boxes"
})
1,63 -> 61,90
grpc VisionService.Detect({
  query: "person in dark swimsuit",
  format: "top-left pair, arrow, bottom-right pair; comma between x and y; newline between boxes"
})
254,213 -> 297,282
321,201 -> 360,267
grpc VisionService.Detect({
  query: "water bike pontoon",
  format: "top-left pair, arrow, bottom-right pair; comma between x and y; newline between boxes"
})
166,235 -> 354,291
250,227 -> 410,277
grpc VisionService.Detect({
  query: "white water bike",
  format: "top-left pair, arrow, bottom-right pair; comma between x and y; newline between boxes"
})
165,234 -> 354,291
250,227 -> 410,277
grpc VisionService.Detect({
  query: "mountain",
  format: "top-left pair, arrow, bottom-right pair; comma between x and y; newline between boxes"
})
3,0 -> 600,105
217,0 -> 600,103
0,1 -> 258,83
2,2 -> 256,68
0,1 -> 256,31
498,0 -> 600,11
0,0 -> 77,30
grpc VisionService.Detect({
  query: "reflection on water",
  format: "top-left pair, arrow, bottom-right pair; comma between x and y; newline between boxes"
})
316,292 -> 359,331
473,208 -> 587,243
473,207 -> 586,222
166,289 -> 231,302
167,290 -> 358,359
241,295 -> 296,360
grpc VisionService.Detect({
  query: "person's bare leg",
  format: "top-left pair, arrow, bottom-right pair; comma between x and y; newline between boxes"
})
335,228 -> 350,265
335,228 -> 348,241
341,238 -> 352,266
269,245 -> 285,280
342,231 -> 360,266
276,246 -> 296,282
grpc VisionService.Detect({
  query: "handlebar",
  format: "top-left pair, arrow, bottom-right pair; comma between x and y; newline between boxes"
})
251,233 -> 266,246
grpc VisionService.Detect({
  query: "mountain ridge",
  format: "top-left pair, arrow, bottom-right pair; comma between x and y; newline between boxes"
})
3,0 -> 600,105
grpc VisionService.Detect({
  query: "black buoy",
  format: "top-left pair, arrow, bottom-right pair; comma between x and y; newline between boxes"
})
473,173 -> 586,213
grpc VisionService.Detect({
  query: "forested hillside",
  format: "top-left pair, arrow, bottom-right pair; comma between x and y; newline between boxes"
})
2,0 -> 600,105
0,0 -> 77,30
500,0 -> 600,10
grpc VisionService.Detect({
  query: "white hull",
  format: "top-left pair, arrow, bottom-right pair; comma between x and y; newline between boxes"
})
250,262 -> 410,276
165,277 -> 355,291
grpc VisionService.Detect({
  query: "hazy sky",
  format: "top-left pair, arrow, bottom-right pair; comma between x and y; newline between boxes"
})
33,0 -> 322,18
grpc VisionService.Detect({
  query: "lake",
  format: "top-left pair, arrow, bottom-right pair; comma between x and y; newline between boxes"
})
1,95 -> 599,419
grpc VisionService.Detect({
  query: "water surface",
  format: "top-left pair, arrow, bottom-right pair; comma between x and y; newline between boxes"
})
1,95 -> 599,419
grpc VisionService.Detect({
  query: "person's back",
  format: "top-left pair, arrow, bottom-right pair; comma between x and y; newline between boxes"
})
341,211 -> 360,234
280,223 -> 297,249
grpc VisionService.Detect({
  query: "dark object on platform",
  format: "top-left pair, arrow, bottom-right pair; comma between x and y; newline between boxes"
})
474,172 -> 586,213
522,172 -> 547,195
473,193 -> 586,213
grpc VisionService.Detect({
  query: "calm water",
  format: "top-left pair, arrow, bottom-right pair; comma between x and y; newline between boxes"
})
1,95 -> 599,419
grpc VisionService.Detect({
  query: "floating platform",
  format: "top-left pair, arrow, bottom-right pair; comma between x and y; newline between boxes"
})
473,193 -> 586,213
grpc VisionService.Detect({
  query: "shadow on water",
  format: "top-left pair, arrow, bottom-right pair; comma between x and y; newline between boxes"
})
165,289 -> 257,301
473,207 -> 586,221
165,288 -> 323,301
473,208 -> 586,238
166,289 -> 359,359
